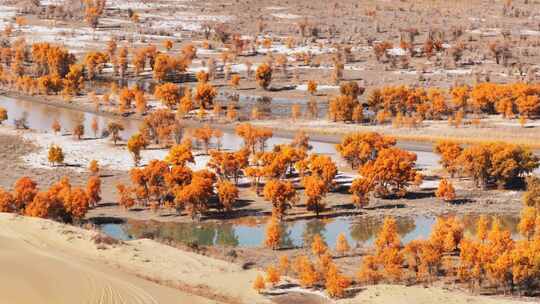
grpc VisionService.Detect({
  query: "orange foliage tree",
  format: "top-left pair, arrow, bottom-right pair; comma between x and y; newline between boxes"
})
336,132 -> 396,169
263,180 -> 297,218
264,215 -> 281,250
435,178 -> 456,203
154,82 -> 181,109
216,180 -> 238,212
255,63 -> 272,90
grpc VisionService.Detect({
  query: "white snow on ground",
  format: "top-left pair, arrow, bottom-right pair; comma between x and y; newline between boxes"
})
295,84 -> 339,91
420,180 -> 439,190
18,24 -> 112,51
108,0 -> 172,9
265,6 -> 287,10
188,62 -> 261,74
0,5 -> 17,27
10,129 -> 208,172
393,69 -> 472,76
257,44 -> 336,56
467,28 -> 501,37
0,5 -> 16,17
387,47 -> 406,56
141,12 -> 234,33
271,13 -> 302,19
521,29 -> 540,36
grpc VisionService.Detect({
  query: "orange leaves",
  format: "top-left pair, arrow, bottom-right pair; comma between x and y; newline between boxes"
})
457,142 -> 539,189
116,183 -> 135,209
375,217 -> 401,254
216,180 -> 238,212
83,51 -> 108,80
163,39 -> 173,51
62,187 -> 90,221
107,122 -> 124,145
434,140 -> 462,177
230,74 -> 241,89
235,123 -> 273,153
264,215 -> 281,250
325,263 -> 351,298
339,81 -> 364,99
193,124 -> 214,153
252,274 -> 265,293
358,147 -> 418,198
265,265 -> 280,286
127,133 -> 146,166
299,154 -> 337,215
208,148 -> 249,183
118,87 -> 135,113
435,178 -> 456,202
311,234 -> 328,257
173,170 -> 215,219
336,132 -> 396,169
255,63 -> 272,90
429,217 -> 464,254
0,187 -> 15,213
165,142 -> 194,166
263,180 -> 297,218
62,64 -> 85,96
31,42 -> 75,77
307,80 -> 317,95
517,207 -> 537,240
13,176 -> 37,211
523,176 -> 540,210
194,82 -> 217,110
350,177 -> 371,208
301,175 -> 326,216
295,255 -> 320,288
141,109 -> 177,146
328,95 -> 358,122
154,82 -> 180,109
335,233 -> 350,256
373,41 -> 392,62
84,0 -> 106,28
86,176 -> 101,207
356,255 -> 383,284
47,144 -> 64,166
153,53 -> 188,82
3,176 -> 90,222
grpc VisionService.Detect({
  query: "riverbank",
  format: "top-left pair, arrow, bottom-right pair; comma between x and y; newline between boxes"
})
4,89 -> 540,152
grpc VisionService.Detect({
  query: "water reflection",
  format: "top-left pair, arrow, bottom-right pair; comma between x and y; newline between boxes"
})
0,96 -> 442,170
98,213 -> 520,249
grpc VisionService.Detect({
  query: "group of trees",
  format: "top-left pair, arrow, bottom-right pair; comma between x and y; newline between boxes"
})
353,211 -> 540,295
0,41 -> 85,98
117,122 -> 342,219
337,132 -> 421,207
327,83 -> 540,127
258,231 -> 352,298
0,175 -> 100,223
435,140 -> 539,189
116,150 -> 215,219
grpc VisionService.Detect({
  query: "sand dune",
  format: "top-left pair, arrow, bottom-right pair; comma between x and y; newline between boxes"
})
0,213 -> 260,304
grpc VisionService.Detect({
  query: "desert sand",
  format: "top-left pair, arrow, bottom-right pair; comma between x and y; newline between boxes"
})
0,212 -> 266,304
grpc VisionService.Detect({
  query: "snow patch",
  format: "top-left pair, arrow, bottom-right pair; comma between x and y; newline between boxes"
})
271,13 -> 302,19
295,84 -> 339,91
17,130 -> 207,172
